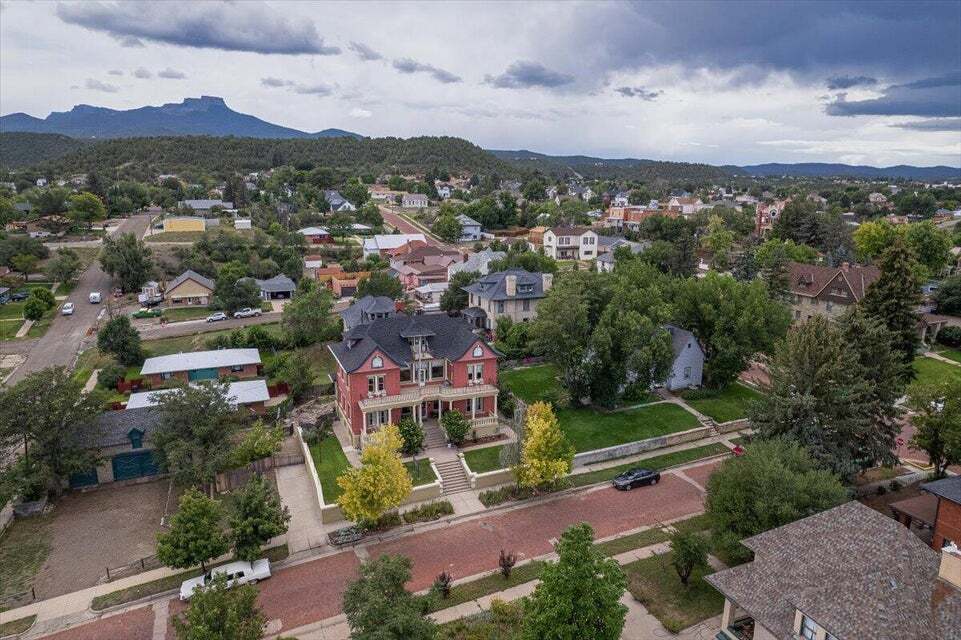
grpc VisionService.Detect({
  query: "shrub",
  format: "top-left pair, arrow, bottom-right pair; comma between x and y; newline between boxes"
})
433,572 -> 452,599
498,387 -> 516,418
397,417 -> 425,455
938,326 -> 961,348
23,296 -> 47,320
98,362 -> 127,389
367,511 -> 403,531
669,530 -> 709,586
28,287 -> 55,308
401,500 -> 454,524
441,410 -> 470,446
499,549 -> 516,579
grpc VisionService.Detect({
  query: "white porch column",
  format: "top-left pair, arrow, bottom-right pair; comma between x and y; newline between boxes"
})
438,399 -> 442,420
471,397 -> 476,420
493,393 -> 497,417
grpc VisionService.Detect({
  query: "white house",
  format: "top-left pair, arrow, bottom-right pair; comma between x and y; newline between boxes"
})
662,325 -> 704,391
542,226 -> 598,260
613,191 -> 630,207
456,214 -> 482,242
36,177 -> 47,188
324,190 -> 356,212
436,185 -> 452,200
402,193 -> 429,209
362,233 -> 427,257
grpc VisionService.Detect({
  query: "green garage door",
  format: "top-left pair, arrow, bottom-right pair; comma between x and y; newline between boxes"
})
188,367 -> 219,381
112,451 -> 159,481
69,467 -> 99,488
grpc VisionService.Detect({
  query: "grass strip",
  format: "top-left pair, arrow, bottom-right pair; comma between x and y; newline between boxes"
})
0,614 -> 36,636
623,552 -> 723,633
568,442 -> 729,489
90,545 -> 288,611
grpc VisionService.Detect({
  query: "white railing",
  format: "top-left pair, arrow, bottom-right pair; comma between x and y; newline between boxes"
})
358,384 -> 498,411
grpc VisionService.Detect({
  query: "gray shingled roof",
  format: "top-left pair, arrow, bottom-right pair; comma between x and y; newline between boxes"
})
923,475 -> 961,505
88,408 -> 163,448
328,313 -> 486,373
462,269 -> 546,302
705,501 -> 961,640
665,324 -> 699,359
167,270 -> 214,293
339,295 -> 396,328
255,274 -> 295,293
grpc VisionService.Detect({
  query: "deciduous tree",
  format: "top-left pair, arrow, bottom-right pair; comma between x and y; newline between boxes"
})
97,314 -> 143,366
908,378 -> 961,478
157,488 -> 228,572
440,270 -> 479,312
45,248 -> 82,283
522,523 -> 627,640
516,402 -> 574,489
173,573 -> 266,640
336,425 -> 412,526
281,278 -> 337,346
229,475 -> 290,562
669,530 -> 709,587
100,233 -> 154,293
342,554 -> 436,640
356,270 -> 404,300
431,213 -> 462,243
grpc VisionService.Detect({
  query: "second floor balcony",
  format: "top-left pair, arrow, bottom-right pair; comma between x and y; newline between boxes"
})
358,381 -> 498,412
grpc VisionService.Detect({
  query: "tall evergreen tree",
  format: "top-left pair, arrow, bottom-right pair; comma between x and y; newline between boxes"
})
749,315 -> 877,480
862,237 -> 922,375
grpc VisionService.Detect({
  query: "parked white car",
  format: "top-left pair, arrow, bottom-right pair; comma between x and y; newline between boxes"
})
179,559 -> 271,600
233,307 -> 262,319
88,291 -> 102,304
61,302 -> 75,316
206,311 -> 227,323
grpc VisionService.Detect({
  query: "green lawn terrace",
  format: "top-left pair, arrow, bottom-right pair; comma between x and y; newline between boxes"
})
913,354 -> 961,386
680,382 -> 763,423
499,364 -> 701,453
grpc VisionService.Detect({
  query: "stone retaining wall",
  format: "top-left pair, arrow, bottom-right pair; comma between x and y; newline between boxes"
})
572,425 -> 714,468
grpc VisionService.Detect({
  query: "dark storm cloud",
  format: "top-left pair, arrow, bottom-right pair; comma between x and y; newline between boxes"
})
349,41 -> 382,61
392,58 -> 461,84
615,86 -> 662,100
484,61 -> 573,89
56,1 -> 340,55
826,73 -> 961,117
891,118 -> 961,132
133,67 -> 152,79
826,75 -> 877,90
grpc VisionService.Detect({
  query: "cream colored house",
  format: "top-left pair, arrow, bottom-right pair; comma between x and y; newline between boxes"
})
165,270 -> 214,305
163,216 -> 206,233
542,226 -> 598,261
462,269 -> 551,332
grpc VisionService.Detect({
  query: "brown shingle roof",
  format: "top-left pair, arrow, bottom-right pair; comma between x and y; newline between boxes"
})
788,262 -> 880,300
706,501 -> 961,640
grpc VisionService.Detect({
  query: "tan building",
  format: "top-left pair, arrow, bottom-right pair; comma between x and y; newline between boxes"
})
165,270 -> 214,305
163,216 -> 207,233
706,501 -> 961,640
542,226 -> 598,261
787,262 -> 879,323
462,269 -> 552,332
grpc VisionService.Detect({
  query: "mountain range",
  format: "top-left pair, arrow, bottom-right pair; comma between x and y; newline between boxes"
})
0,97 -> 958,180
0,96 -> 362,140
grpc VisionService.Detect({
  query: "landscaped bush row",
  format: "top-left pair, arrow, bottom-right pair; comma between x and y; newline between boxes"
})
401,500 -> 454,524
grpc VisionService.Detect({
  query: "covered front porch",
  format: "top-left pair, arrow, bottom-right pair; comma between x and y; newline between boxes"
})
717,599 -> 758,640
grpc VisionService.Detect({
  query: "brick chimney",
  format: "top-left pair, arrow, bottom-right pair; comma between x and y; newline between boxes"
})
841,262 -> 850,272
940,543 -> 961,590
505,274 -> 517,297
542,272 -> 554,292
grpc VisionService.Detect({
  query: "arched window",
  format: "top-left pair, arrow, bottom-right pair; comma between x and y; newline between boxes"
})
472,346 -> 483,358
371,356 -> 384,369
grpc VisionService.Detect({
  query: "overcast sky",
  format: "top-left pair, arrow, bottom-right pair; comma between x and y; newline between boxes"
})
1,0 -> 960,166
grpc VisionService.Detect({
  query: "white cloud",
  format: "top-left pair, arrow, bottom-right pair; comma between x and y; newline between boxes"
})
349,107 -> 372,119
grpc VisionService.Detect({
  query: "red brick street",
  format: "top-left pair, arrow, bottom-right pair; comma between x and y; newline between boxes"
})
41,460 -> 718,639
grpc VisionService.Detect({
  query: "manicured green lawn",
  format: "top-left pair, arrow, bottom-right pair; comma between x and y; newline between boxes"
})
144,231 -> 204,243
140,322 -> 283,356
624,551 -> 724,633
568,442 -> 729,489
0,301 -> 26,320
913,356 -> 961,386
309,436 -> 352,502
161,307 -> 212,323
405,459 -> 437,486
933,346 -> 961,364
499,364 -> 564,404
681,382 -> 763,423
558,402 -> 699,453
0,615 -> 36,636
463,445 -> 505,473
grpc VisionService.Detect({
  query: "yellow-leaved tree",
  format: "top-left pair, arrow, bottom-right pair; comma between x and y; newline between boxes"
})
336,425 -> 413,526
516,401 -> 574,489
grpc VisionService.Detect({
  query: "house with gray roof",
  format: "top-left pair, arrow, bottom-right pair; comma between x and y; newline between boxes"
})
126,380 -> 270,414
448,248 -> 506,279
706,500 -> 961,640
324,190 -> 356,212
328,313 -> 501,447
165,270 -> 215,305
595,237 -> 649,273
69,408 -> 164,488
177,199 -> 233,213
456,214 -> 482,242
140,348 -> 262,386
339,295 -> 397,332
252,274 -> 296,300
462,268 -> 552,332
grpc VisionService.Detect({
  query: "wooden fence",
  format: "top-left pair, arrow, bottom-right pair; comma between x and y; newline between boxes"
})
214,452 -> 304,493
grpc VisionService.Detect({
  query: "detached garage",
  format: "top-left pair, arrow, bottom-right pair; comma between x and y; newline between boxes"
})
73,408 -> 164,488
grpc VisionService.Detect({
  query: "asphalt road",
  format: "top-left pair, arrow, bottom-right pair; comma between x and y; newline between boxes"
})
6,215 -> 151,385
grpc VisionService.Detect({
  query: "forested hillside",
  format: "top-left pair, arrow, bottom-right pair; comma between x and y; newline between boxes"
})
14,135 -> 517,181
490,149 -> 731,183
0,132 -> 90,169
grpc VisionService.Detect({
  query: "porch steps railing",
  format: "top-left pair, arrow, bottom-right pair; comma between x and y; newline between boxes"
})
435,459 -> 472,494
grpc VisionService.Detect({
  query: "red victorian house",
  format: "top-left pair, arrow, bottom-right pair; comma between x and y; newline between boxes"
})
328,313 -> 500,448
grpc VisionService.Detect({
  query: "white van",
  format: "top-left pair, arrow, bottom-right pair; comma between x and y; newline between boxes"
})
88,292 -> 102,304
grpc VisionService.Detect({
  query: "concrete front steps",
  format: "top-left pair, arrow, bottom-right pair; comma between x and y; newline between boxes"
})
423,422 -> 448,449
435,458 -> 471,495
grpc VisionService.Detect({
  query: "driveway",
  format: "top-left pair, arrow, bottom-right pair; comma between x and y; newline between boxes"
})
22,481 -> 171,599
6,214 -> 152,384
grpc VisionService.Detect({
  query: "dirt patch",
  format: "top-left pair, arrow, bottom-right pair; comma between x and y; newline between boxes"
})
28,480 -> 172,598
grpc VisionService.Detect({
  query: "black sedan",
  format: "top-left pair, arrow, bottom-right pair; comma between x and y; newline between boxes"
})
9,290 -> 29,301
612,468 -> 661,490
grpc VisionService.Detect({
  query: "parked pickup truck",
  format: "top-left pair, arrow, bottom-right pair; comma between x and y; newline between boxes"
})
233,307 -> 262,319
179,559 -> 271,601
